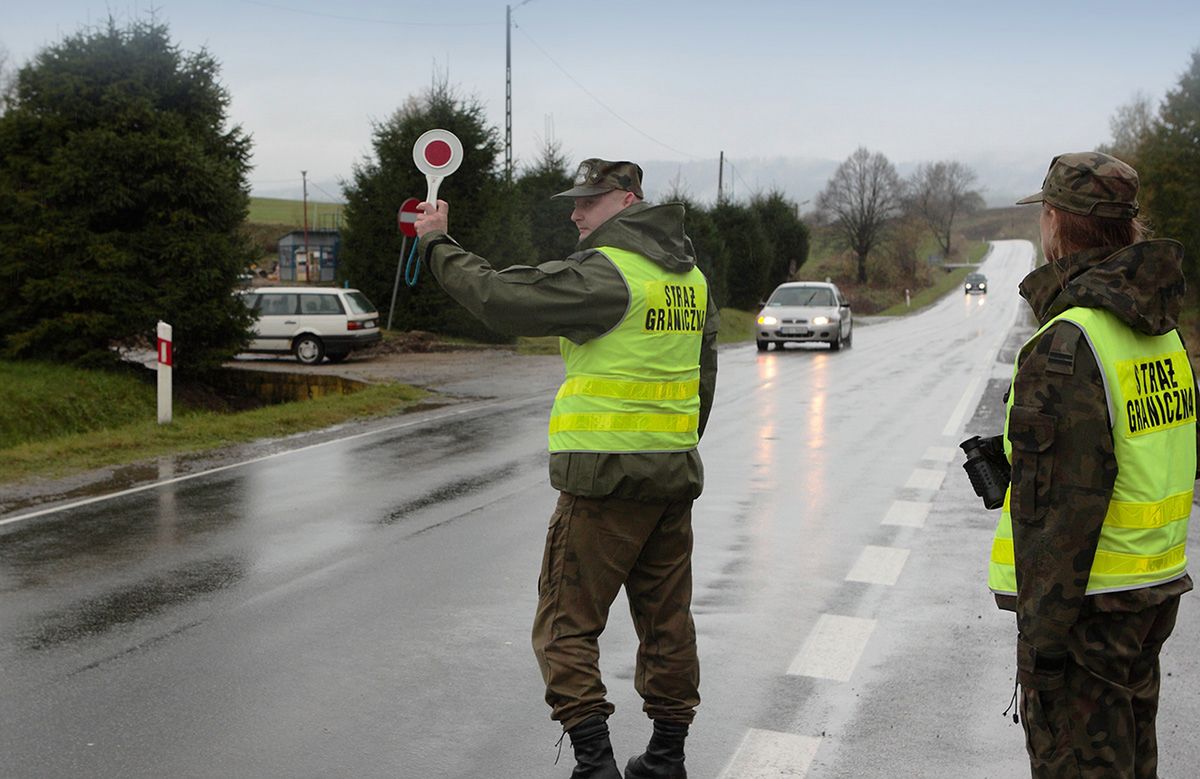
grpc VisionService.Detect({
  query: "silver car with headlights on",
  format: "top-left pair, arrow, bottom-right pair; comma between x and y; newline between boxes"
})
755,281 -> 853,351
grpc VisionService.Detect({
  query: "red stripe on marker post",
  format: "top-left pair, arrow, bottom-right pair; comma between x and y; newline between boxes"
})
157,337 -> 173,367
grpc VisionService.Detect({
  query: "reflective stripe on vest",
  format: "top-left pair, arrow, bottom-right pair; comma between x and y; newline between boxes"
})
548,246 -> 708,454
989,306 -> 1196,596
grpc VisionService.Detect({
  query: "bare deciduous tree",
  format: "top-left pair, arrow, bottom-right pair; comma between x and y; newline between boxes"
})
907,160 -> 984,261
817,147 -> 901,282
0,43 -> 15,113
1099,91 -> 1156,166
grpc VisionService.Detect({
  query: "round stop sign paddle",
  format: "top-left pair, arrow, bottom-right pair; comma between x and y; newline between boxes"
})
412,129 -> 463,207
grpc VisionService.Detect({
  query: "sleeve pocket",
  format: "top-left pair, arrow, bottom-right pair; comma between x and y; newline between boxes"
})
1007,405 -> 1056,524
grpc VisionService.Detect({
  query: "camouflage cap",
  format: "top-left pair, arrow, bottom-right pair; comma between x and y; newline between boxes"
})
552,158 -> 644,199
1016,151 -> 1139,219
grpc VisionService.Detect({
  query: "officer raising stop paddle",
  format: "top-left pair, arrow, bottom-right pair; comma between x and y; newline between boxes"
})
414,159 -> 718,779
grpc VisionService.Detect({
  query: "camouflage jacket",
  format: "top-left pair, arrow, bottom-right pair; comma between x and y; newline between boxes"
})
1000,239 -> 1196,661
422,202 -> 719,503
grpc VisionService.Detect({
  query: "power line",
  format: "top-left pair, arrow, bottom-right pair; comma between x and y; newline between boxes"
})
723,158 -> 758,201
309,181 -> 344,203
514,24 -> 703,161
240,0 -> 499,27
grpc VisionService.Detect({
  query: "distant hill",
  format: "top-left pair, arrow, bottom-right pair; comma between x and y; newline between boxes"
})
637,151 -> 1047,211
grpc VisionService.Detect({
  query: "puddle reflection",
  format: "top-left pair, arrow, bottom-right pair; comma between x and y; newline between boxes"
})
17,555 -> 247,651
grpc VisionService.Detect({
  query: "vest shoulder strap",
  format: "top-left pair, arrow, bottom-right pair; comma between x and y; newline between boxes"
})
1046,322 -> 1084,376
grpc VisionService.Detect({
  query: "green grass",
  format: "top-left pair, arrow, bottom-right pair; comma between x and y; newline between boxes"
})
248,197 -> 344,227
717,308 -> 756,343
0,361 -> 428,485
515,336 -> 561,355
0,362 -> 157,448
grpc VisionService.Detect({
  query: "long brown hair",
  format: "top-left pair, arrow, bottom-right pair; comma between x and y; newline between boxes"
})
1044,205 -> 1150,260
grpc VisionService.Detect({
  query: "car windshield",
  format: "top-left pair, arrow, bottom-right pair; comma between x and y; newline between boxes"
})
967,274 -> 986,283
768,287 -> 833,307
344,292 -> 377,315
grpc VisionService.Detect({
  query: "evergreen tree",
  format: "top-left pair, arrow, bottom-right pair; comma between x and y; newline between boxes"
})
514,139 -> 577,264
339,79 -> 522,340
0,18 -> 255,371
750,191 -> 811,289
1139,51 -> 1200,295
710,202 -> 773,310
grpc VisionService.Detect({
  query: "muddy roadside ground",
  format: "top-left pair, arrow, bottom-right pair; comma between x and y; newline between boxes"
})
0,344 -> 567,519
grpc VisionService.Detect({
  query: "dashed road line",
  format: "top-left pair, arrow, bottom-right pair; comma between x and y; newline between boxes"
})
786,614 -> 876,681
881,499 -> 931,528
922,445 -> 958,464
942,375 -> 982,436
845,545 -> 910,586
904,468 -> 946,491
718,729 -> 822,779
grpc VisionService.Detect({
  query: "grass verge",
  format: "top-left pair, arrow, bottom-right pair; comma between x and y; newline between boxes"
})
0,362 -> 156,448
0,374 -> 428,486
717,308 -> 756,344
875,266 -> 975,316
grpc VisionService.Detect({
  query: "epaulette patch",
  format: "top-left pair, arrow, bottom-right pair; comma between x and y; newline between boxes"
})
1046,324 -> 1083,376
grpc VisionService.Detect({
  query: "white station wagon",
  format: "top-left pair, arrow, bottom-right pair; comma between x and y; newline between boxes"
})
239,286 -> 382,364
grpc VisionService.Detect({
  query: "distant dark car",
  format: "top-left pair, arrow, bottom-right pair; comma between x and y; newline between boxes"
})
964,273 -> 988,295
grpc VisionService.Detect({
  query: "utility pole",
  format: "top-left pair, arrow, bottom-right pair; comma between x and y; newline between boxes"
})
717,151 -> 725,205
301,170 -> 310,282
505,1 -> 533,186
505,4 -> 513,185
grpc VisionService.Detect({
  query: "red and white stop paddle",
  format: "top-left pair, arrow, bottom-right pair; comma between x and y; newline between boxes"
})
413,129 -> 463,206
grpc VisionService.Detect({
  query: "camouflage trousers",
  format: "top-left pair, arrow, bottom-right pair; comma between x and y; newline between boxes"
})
531,492 -> 700,731
1019,596 -> 1181,778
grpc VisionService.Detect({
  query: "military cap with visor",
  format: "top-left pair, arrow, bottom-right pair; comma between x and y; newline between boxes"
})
553,158 -> 644,199
1016,151 -> 1140,219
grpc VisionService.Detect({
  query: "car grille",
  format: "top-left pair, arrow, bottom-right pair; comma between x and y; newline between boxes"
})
782,318 -> 808,324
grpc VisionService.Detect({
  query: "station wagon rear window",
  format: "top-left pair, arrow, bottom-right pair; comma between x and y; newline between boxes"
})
300,294 -> 344,315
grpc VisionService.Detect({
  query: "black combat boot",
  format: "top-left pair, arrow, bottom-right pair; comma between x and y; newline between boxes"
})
624,720 -> 688,779
567,715 -> 621,778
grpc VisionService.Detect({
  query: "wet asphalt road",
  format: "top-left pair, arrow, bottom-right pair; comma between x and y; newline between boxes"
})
4,239 -> 1200,778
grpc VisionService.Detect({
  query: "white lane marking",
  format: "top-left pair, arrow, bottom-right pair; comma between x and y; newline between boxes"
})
922,446 -> 957,463
882,500 -> 931,528
0,398 -> 511,528
845,545 -> 910,586
787,614 -> 876,681
905,468 -> 945,491
718,729 -> 822,778
942,376 -> 981,436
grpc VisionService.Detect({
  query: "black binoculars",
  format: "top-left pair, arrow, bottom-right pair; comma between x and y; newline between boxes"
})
959,434 -> 1010,510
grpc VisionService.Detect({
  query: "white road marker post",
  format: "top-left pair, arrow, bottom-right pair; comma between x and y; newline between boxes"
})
157,320 -> 173,424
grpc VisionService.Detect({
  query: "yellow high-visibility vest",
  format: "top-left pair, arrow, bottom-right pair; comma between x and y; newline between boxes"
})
548,246 -> 708,454
989,306 -> 1196,595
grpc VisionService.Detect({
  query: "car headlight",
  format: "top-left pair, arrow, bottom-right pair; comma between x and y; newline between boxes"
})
757,315 -> 778,325
965,284 -> 972,289
812,316 -> 831,325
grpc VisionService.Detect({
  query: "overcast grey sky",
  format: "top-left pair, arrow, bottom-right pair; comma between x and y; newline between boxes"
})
5,0 -> 1199,205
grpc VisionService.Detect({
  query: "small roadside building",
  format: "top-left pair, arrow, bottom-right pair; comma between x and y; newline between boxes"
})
277,229 -> 341,282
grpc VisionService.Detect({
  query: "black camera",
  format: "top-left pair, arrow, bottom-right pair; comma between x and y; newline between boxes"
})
960,435 -> 1010,510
